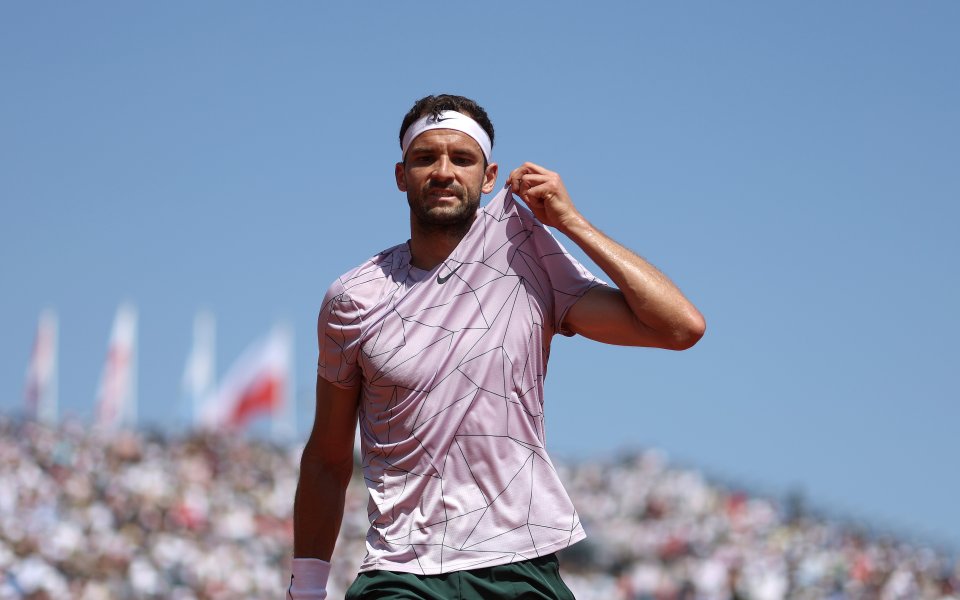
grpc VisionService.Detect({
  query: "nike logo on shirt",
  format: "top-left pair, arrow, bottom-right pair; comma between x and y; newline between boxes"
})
436,263 -> 463,284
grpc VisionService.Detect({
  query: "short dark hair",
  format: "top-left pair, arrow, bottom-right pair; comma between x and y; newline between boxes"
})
399,94 -> 495,152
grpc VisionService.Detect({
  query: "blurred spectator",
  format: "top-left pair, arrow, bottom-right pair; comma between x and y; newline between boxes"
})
0,415 -> 955,599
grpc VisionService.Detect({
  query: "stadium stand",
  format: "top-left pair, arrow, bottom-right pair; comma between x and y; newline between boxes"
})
0,416 -> 956,599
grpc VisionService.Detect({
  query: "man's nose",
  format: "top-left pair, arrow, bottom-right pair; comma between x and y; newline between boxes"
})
431,156 -> 455,181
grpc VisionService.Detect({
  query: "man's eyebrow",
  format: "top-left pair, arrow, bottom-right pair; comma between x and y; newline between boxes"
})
450,147 -> 481,157
406,145 -> 436,156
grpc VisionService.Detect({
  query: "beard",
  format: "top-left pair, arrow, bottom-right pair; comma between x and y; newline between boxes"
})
407,180 -> 481,234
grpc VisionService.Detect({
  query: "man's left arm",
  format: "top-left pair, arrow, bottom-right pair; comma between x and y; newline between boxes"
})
509,162 -> 706,350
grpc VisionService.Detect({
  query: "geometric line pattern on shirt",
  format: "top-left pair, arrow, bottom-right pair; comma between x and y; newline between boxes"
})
320,189 -> 597,574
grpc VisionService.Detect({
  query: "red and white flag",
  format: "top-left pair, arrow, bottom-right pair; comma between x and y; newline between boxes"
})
200,324 -> 290,430
96,303 -> 138,429
25,309 -> 58,424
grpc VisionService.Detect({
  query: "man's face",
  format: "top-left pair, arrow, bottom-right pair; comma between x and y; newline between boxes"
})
396,129 -> 498,230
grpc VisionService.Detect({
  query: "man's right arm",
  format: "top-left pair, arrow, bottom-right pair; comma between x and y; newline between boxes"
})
293,375 -> 361,560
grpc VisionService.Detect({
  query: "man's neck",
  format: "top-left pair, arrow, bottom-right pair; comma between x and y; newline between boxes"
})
407,214 -> 476,270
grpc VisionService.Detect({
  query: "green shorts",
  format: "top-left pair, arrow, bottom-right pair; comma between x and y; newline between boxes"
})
344,553 -> 576,600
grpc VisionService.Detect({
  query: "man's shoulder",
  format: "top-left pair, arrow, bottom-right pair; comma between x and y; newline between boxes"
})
322,242 -> 407,307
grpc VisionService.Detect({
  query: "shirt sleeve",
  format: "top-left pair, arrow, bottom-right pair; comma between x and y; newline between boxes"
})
317,279 -> 364,388
530,218 -> 606,337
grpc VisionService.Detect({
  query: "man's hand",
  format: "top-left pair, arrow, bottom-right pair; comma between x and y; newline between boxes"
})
508,162 -> 584,233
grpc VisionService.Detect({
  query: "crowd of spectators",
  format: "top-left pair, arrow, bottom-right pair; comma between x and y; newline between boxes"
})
555,453 -> 957,600
0,416 -> 956,599
0,417 -> 295,599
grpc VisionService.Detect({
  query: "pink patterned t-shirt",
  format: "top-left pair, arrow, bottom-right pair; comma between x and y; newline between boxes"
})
318,186 -> 604,575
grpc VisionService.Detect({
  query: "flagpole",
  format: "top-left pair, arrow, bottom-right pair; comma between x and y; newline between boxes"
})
290,324 -> 297,441
96,302 -> 138,431
129,304 -> 138,430
47,310 -> 59,425
184,310 -> 216,430
287,323 -> 296,442
26,309 -> 59,426
202,311 -> 216,428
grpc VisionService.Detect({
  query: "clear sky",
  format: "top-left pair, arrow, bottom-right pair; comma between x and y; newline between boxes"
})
2,2 -> 958,551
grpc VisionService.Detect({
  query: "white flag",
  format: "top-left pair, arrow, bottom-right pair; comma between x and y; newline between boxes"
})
25,309 -> 58,424
200,324 -> 290,430
182,310 -> 216,424
96,303 -> 138,429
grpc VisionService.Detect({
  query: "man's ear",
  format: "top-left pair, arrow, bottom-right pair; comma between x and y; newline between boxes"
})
395,162 -> 407,192
481,163 -> 498,194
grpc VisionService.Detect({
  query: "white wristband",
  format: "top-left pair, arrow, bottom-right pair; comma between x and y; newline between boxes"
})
287,558 -> 330,600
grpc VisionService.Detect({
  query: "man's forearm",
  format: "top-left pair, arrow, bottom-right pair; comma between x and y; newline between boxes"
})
293,456 -> 353,560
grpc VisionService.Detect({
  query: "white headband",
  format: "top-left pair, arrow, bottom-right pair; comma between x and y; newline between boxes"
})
401,111 -> 492,162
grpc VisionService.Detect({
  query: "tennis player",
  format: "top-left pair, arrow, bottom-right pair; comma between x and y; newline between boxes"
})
289,94 -> 705,599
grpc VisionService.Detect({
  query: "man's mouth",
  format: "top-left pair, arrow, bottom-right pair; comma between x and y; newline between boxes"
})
428,189 -> 461,201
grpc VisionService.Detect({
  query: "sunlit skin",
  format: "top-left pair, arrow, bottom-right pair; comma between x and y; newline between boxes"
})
395,129 -> 498,270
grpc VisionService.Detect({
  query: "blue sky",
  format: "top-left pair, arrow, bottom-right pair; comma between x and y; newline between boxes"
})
2,3 -> 958,550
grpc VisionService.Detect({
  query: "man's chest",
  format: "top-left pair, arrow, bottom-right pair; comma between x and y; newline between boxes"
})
357,270 -> 549,391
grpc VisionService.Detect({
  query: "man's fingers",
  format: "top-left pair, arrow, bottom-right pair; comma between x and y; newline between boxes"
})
510,172 -> 553,190
508,164 -> 565,214
508,170 -> 530,189
523,181 -> 558,201
513,174 -> 550,194
518,174 -> 551,185
518,161 -> 549,175
508,162 -> 552,185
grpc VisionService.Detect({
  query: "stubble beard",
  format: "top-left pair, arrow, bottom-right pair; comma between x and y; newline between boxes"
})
408,182 -> 481,238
